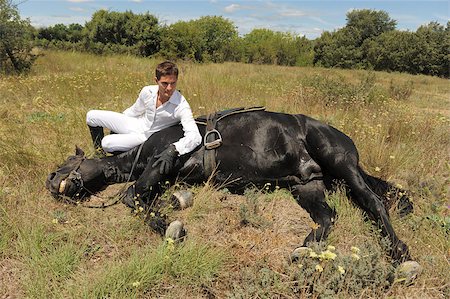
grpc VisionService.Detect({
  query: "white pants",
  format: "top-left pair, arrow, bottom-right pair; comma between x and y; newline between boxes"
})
86,110 -> 147,152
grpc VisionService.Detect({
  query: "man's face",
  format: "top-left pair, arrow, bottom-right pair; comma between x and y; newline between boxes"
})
155,74 -> 178,99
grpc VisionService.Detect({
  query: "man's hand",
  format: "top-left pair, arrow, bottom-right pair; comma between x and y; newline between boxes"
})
152,144 -> 179,175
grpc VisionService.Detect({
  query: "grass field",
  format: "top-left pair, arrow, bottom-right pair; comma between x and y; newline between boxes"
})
0,50 -> 449,298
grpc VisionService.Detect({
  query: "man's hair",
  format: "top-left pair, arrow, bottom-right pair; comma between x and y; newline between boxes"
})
155,61 -> 178,80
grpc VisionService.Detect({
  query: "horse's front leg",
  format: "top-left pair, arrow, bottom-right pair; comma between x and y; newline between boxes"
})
122,163 -> 170,236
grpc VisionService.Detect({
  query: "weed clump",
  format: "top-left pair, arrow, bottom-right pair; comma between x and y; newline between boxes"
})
288,242 -> 393,298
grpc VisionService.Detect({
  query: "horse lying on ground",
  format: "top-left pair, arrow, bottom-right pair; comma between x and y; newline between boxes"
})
46,109 -> 416,268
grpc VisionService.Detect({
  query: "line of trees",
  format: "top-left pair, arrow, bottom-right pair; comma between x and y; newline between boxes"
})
1,0 -> 449,77
35,11 -> 315,67
314,10 -> 449,77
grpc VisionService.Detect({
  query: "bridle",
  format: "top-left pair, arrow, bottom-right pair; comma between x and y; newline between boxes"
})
58,157 -> 86,196
58,143 -> 144,209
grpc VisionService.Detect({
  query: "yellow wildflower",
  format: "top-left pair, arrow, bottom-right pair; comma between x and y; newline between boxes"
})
132,281 -> 141,287
351,246 -> 360,254
351,253 -> 360,260
52,218 -> 58,224
315,264 -> 324,272
319,250 -> 337,261
375,167 -> 381,172
337,266 -> 345,275
327,245 -> 336,251
309,251 -> 318,258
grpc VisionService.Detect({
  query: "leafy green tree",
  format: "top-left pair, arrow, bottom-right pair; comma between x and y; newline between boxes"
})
242,29 -> 312,66
313,27 -> 363,68
364,30 -> 425,74
38,23 -> 83,43
196,16 -> 238,62
242,29 -> 277,64
0,0 -> 36,73
314,9 -> 396,69
415,22 -> 449,77
364,22 -> 449,77
160,16 -> 238,62
159,20 -> 205,61
346,9 -> 396,43
83,10 -> 160,56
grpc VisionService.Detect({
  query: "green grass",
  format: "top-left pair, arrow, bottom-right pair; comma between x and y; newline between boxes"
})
0,50 -> 449,298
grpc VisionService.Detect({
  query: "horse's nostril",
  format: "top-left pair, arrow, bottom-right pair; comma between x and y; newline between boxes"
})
48,172 -> 56,181
46,172 -> 58,191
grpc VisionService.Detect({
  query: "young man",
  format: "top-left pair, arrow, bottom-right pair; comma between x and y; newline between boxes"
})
86,61 -> 201,174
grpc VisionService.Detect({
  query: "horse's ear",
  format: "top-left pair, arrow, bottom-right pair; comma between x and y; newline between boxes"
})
75,146 -> 85,157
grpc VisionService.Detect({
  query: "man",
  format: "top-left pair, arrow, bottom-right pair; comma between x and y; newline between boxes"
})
86,61 -> 201,174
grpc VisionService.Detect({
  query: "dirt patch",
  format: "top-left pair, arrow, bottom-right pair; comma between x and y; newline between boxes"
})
0,259 -> 23,299
172,190 -> 312,272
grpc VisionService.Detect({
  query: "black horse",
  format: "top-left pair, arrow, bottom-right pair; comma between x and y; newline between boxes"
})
46,110 -> 414,265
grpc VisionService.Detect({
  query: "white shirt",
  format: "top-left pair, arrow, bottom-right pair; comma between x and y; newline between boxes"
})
123,85 -> 201,155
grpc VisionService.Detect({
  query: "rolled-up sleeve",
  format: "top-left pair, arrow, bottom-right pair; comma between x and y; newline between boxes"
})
172,105 -> 202,155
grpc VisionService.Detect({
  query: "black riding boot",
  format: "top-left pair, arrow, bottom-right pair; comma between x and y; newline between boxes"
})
88,125 -> 106,157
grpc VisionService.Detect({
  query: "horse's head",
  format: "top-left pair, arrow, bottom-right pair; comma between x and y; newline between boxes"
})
46,146 -> 104,199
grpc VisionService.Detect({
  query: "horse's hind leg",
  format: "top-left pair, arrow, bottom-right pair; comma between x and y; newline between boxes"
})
292,180 -> 336,245
305,123 -> 411,262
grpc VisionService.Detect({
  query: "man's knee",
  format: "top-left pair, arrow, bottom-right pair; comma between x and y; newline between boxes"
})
101,135 -> 116,153
86,110 -> 101,126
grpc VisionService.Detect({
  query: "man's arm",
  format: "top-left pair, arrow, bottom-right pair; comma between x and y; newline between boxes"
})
123,87 -> 148,117
172,105 -> 202,155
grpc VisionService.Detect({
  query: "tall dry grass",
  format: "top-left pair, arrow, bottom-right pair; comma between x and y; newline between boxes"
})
0,50 -> 449,298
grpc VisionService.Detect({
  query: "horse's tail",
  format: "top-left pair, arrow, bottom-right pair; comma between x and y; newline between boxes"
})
359,166 -> 413,217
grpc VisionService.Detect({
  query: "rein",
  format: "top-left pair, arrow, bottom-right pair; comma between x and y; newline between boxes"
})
63,143 -> 144,209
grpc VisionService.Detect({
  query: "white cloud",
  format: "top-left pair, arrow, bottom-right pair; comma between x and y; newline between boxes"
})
69,7 -> 86,12
130,0 -> 143,3
224,4 -> 242,13
279,10 -> 306,17
67,0 -> 92,3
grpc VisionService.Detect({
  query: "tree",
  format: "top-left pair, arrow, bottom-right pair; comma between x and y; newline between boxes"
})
363,22 -> 449,77
159,20 -> 205,61
364,30 -> 424,74
0,0 -> 36,73
83,10 -> 160,56
314,9 -> 396,69
195,16 -> 238,62
346,9 -> 396,44
159,16 -> 238,63
415,22 -> 449,77
241,29 -> 312,66
38,23 -> 83,43
313,27 -> 363,68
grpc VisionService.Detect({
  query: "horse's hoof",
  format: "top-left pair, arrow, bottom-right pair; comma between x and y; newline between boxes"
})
172,190 -> 193,209
290,247 -> 310,263
395,261 -> 422,284
165,220 -> 186,242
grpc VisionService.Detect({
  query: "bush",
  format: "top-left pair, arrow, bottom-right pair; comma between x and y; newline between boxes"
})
0,0 -> 37,74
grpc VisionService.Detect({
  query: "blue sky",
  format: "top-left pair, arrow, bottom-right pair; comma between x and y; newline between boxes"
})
18,0 -> 449,39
